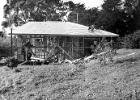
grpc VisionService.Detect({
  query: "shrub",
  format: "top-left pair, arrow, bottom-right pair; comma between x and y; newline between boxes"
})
115,37 -> 124,49
0,37 -> 14,57
122,31 -> 140,49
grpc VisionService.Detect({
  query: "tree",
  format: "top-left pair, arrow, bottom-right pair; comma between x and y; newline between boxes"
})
79,7 -> 100,26
63,1 -> 100,26
94,0 -> 139,36
2,0 -> 64,27
2,0 -> 101,28
134,0 -> 140,30
65,2 -> 86,23
95,0 -> 122,31
0,37 -> 11,57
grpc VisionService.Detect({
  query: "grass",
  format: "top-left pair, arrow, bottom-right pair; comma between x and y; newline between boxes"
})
0,49 -> 140,100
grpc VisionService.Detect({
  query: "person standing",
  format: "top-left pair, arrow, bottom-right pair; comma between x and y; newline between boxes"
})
24,40 -> 35,61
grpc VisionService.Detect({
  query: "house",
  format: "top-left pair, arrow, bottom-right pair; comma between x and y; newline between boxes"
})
11,21 -> 118,61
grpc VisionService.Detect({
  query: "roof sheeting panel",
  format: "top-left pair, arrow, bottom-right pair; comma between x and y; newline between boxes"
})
11,21 -> 119,37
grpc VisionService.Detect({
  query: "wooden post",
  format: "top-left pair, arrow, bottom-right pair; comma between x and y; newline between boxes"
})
43,37 -> 45,59
25,47 -> 28,61
72,37 -> 73,57
10,28 -> 13,56
63,37 -> 66,59
77,13 -> 79,23
83,36 -> 85,56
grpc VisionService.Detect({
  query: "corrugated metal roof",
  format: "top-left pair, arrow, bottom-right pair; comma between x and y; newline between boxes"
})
11,21 -> 119,37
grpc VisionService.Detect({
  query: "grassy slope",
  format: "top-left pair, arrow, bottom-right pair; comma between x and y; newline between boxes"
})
0,49 -> 140,100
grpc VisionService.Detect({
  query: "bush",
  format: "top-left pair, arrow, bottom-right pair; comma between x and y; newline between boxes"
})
122,31 -> 140,49
112,37 -> 123,49
0,37 -> 15,58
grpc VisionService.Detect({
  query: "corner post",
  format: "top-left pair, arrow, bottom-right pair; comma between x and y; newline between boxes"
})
10,27 -> 13,56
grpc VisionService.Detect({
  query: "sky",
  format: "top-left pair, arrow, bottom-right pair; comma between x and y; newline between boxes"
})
62,0 -> 103,8
0,0 -> 103,30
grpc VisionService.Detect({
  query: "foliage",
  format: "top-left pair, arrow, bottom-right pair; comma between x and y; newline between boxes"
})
0,37 -> 17,57
95,0 -> 122,30
0,37 -> 11,57
2,0 -> 101,28
3,0 -> 64,27
94,0 -> 140,36
66,2 -> 100,26
94,39 -> 116,65
67,3 -> 86,23
1,21 -> 9,28
122,30 -> 140,48
79,8 -> 100,26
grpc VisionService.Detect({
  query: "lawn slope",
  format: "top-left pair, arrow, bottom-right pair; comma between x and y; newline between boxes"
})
0,49 -> 140,100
